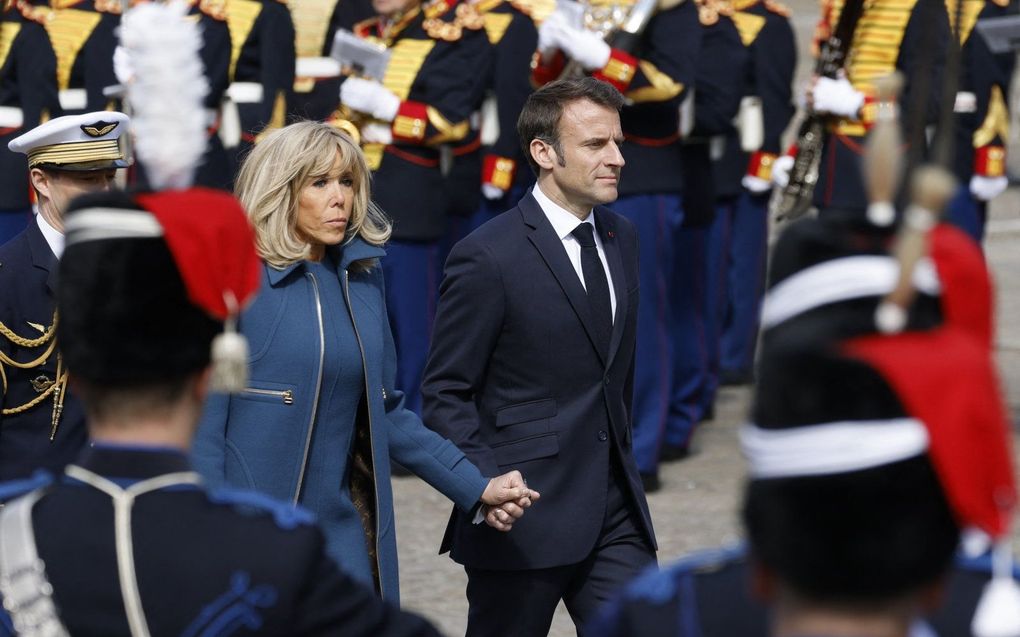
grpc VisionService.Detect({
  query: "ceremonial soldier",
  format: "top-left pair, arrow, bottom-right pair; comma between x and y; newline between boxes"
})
0,186 -> 442,637
663,0 -> 748,475
592,215 -> 1019,637
0,0 -> 60,245
711,0 -> 795,385
221,0 -> 295,176
806,0 -> 950,213
339,0 -> 491,415
443,0 -> 538,244
944,0 -> 1015,243
0,111 -> 128,483
532,0 -> 701,491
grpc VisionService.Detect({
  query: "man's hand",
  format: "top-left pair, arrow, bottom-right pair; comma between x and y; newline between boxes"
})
480,470 -> 541,532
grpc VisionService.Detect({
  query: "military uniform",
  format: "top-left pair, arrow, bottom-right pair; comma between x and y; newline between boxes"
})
709,0 -> 795,383
945,0 -> 1014,243
813,0 -> 950,212
0,218 -> 85,482
348,0 -> 491,415
0,445 -> 441,636
663,0 -> 747,467
222,0 -> 295,176
0,0 -> 60,244
532,0 -> 702,487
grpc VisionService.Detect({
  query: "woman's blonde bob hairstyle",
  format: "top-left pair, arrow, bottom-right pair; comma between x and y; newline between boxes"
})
234,121 -> 391,269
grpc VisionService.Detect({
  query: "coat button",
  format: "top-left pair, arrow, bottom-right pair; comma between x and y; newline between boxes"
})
597,430 -> 608,442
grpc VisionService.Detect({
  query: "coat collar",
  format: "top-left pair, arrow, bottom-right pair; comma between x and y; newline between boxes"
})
25,216 -> 59,293
265,237 -> 387,287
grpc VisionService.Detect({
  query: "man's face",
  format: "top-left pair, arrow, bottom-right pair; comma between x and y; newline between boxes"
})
545,99 -> 625,213
32,168 -> 117,230
372,0 -> 415,18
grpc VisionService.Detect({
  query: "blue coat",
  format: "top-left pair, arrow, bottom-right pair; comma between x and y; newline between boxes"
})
193,237 -> 488,603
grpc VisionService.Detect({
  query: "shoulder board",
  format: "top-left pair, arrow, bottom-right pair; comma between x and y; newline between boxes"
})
0,471 -> 53,504
199,0 -> 227,20
93,0 -> 120,15
761,0 -> 789,16
424,0 -> 483,40
207,487 -> 317,530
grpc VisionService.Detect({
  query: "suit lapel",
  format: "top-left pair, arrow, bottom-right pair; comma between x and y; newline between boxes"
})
26,219 -> 59,295
595,209 -> 628,368
519,194 -> 607,366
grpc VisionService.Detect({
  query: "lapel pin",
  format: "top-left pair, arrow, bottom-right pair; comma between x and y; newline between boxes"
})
607,230 -> 615,239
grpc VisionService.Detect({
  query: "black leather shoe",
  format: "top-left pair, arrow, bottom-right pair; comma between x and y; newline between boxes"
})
640,472 -> 661,494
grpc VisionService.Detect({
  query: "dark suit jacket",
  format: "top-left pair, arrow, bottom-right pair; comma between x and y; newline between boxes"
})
0,220 -> 86,481
421,192 -> 657,570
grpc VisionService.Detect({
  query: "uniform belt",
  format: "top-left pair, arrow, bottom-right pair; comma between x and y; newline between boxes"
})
59,89 -> 87,111
0,106 -> 24,129
385,145 -> 440,167
227,82 -> 264,104
295,57 -> 342,80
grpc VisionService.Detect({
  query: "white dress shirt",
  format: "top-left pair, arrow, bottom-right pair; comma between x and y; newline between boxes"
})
532,184 -> 617,322
36,210 -> 65,259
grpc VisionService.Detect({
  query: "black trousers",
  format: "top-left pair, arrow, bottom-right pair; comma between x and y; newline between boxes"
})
464,458 -> 656,637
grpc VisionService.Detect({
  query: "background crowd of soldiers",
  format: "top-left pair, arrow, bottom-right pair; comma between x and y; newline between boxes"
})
0,0 -> 1016,495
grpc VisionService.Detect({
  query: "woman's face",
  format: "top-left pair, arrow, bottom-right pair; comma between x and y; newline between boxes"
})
295,151 -> 356,261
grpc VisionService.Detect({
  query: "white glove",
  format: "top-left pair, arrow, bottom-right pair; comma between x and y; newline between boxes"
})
481,183 -> 506,200
771,154 -> 795,188
970,175 -> 1009,201
360,122 -> 393,145
811,75 -> 865,119
340,78 -> 401,122
113,45 -> 134,85
742,174 -> 772,194
538,11 -> 610,70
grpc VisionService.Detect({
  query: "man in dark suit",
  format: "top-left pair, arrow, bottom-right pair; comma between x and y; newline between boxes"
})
421,77 -> 657,636
0,111 -> 128,482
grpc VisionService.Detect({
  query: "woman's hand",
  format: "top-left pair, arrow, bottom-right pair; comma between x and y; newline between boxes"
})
480,470 -> 541,532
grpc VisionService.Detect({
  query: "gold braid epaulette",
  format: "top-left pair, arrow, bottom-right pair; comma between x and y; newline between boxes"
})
424,2 -> 485,40
0,311 -> 68,438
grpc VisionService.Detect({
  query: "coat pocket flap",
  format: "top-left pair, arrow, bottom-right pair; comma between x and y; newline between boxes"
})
492,433 -> 559,466
494,398 -> 557,428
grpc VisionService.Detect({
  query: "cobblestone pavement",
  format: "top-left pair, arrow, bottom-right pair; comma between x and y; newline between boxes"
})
392,4 -> 1020,633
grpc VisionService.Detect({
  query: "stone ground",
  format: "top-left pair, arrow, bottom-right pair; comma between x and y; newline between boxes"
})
391,4 -> 1020,634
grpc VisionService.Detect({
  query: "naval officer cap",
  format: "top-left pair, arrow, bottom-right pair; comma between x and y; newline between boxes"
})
7,111 -> 131,171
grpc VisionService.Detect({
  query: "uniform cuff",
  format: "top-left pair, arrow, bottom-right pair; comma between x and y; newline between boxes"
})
532,51 -> 565,87
975,145 -> 1007,178
747,151 -> 778,181
593,48 -> 638,93
483,154 -> 517,191
392,100 -> 428,143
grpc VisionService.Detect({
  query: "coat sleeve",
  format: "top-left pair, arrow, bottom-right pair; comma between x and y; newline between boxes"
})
15,23 -> 61,126
372,269 -> 489,514
420,236 -> 505,477
192,392 -> 231,487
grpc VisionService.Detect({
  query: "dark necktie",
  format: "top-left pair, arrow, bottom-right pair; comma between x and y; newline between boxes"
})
571,223 -> 613,355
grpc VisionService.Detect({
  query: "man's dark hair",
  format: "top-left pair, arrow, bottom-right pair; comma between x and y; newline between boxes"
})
517,77 -> 625,175
58,191 -> 221,418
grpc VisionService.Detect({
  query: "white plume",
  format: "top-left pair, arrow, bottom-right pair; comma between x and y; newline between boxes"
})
120,1 -> 208,190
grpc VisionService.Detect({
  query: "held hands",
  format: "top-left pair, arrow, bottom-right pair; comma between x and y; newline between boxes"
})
537,10 -> 610,71
809,73 -> 865,120
480,470 -> 541,532
339,77 -> 401,122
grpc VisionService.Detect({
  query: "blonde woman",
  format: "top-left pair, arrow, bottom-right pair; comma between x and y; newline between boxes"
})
193,121 -> 537,602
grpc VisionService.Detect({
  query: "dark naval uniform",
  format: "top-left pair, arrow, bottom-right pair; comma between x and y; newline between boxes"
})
532,0 -> 702,485
444,0 -> 538,241
0,0 -> 60,244
710,0 -> 795,383
588,544 -> 1020,637
222,0 -> 295,176
0,445 -> 441,637
945,0 -> 1014,243
813,0 -> 950,212
350,0 -> 491,415
0,219 -> 86,483
664,0 -> 747,468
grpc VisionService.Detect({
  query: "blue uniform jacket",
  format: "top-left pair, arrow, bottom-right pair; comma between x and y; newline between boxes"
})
193,238 -> 488,603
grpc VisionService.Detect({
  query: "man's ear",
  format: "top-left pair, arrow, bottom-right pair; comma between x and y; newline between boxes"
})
29,168 -> 52,200
530,138 -> 558,171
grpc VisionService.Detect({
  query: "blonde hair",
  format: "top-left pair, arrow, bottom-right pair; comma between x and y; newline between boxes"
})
234,121 -> 392,269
